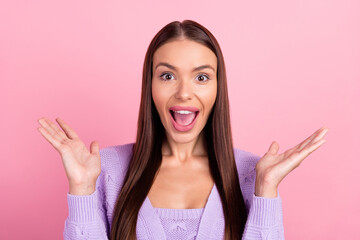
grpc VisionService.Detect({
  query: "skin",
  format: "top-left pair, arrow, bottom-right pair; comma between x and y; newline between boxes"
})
36,39 -> 330,203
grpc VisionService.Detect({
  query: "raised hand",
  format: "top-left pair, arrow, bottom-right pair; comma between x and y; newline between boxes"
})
255,126 -> 330,198
37,117 -> 101,195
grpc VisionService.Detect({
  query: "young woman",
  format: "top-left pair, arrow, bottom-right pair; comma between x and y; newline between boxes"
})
37,20 -> 329,240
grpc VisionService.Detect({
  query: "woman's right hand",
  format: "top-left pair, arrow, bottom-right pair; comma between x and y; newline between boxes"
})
37,117 -> 101,195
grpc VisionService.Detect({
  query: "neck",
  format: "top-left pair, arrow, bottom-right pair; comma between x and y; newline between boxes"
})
161,130 -> 208,163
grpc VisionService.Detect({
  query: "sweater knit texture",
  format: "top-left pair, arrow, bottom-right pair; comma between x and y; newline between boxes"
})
153,207 -> 204,239
63,143 -> 285,239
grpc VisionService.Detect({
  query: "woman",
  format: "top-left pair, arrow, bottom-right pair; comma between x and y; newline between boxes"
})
37,20 -> 329,240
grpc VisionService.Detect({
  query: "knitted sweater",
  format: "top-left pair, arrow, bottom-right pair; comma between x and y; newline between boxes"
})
153,206 -> 204,239
63,143 -> 285,239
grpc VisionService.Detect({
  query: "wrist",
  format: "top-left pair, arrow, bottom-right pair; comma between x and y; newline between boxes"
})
69,183 -> 96,196
255,180 -> 278,198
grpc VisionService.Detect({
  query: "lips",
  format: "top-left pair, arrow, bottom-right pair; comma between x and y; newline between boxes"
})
169,106 -> 200,112
168,105 -> 200,132
169,106 -> 199,122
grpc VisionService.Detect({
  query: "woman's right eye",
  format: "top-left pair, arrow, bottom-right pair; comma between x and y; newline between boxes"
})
159,72 -> 174,81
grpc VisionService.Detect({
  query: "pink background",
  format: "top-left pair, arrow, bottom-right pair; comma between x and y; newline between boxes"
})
1,0 -> 359,239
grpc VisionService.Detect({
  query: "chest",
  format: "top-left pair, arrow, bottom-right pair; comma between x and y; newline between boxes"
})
147,157 -> 214,209
136,179 -> 225,240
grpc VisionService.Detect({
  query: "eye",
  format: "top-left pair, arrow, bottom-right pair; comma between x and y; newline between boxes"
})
159,72 -> 175,81
196,73 -> 210,82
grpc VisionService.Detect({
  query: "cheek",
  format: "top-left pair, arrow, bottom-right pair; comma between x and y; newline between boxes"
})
152,81 -> 167,112
200,84 -> 217,108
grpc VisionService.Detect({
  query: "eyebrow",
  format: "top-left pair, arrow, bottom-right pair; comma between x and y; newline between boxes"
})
154,62 -> 215,73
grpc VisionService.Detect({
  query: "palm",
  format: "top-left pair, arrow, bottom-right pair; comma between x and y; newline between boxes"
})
37,117 -> 101,187
60,137 -> 101,185
255,126 -> 329,188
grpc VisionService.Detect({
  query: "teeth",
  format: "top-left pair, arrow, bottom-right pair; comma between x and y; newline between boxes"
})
174,110 -> 193,114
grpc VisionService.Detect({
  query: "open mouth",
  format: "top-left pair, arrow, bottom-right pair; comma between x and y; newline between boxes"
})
169,110 -> 199,126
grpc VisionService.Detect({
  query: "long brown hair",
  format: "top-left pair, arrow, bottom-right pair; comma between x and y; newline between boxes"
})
110,19 -> 247,240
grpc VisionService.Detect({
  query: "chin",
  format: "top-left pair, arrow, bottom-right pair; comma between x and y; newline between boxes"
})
167,130 -> 200,144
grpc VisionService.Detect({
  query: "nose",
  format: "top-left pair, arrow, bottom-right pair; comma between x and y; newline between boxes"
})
175,79 -> 194,100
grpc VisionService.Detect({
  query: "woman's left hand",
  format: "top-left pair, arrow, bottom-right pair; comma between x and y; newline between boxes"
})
254,126 -> 330,198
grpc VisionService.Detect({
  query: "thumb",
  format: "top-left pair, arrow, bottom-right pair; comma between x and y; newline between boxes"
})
90,141 -> 100,156
268,141 -> 279,155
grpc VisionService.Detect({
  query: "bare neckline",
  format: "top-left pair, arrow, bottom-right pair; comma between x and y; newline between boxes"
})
146,182 -> 216,210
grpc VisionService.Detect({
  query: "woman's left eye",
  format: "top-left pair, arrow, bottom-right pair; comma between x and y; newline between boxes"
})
196,74 -> 210,82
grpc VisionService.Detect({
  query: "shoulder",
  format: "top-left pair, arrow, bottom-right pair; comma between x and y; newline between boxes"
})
98,142 -> 135,181
233,147 -> 262,177
233,147 -> 262,206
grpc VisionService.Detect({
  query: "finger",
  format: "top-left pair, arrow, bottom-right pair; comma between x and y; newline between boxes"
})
38,118 -> 65,142
268,141 -> 279,155
90,141 -> 99,156
56,118 -> 80,140
44,118 -> 69,140
298,126 -> 329,151
302,138 -> 326,158
285,126 -> 328,157
309,127 -> 329,145
37,126 -> 62,150
285,138 -> 326,171
279,129 -> 328,172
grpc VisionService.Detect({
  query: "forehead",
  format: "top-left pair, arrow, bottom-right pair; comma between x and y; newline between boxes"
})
152,39 -> 217,71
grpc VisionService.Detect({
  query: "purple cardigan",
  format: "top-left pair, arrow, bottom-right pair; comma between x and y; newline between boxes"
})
63,143 -> 284,239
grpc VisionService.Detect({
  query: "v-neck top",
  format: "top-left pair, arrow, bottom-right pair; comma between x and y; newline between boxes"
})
138,182 -> 221,240
146,184 -> 214,240
153,207 -> 205,240
64,143 -> 285,240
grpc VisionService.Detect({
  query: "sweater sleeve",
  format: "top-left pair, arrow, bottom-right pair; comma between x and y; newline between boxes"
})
241,153 -> 285,240
242,190 -> 285,239
63,164 -> 110,239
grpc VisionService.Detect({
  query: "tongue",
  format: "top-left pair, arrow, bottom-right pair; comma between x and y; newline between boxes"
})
173,112 -> 196,126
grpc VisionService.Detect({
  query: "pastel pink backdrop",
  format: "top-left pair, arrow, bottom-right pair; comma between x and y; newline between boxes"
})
1,1 -> 359,239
